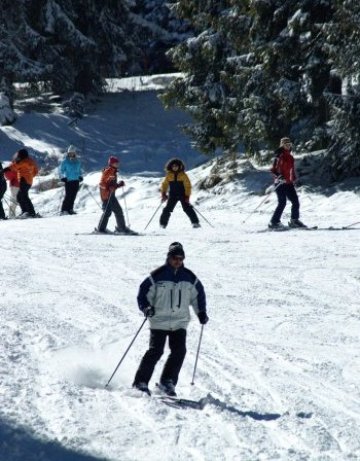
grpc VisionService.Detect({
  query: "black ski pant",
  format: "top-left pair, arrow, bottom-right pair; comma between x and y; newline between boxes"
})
159,196 -> 199,227
61,180 -> 80,212
271,183 -> 300,224
0,180 -> 6,219
98,194 -> 126,231
133,329 -> 187,386
17,179 -> 35,216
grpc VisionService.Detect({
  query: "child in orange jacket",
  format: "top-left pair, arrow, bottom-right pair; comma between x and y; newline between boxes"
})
97,156 -> 133,234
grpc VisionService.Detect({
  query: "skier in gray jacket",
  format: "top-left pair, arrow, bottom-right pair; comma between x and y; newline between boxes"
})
133,242 -> 208,396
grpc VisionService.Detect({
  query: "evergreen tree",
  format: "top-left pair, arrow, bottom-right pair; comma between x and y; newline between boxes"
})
162,0 -> 335,159
243,0 -> 334,151
323,0 -> 360,180
130,0 -> 192,74
161,0 -> 239,155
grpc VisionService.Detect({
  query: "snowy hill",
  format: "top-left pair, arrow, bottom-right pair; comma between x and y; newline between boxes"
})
0,74 -> 207,175
1,80 -> 360,461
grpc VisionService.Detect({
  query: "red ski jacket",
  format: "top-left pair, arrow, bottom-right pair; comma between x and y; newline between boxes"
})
270,148 -> 296,184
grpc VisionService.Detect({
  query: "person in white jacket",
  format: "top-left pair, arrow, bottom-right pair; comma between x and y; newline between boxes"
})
132,242 -> 208,396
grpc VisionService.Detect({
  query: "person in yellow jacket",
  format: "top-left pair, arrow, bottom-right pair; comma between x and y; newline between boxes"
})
159,158 -> 200,228
4,149 -> 39,218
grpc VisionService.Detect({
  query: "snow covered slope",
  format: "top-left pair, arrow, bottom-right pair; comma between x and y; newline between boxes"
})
0,75 -> 207,175
1,160 -> 360,461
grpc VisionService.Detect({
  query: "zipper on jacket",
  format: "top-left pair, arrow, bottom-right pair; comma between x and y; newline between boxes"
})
177,290 -> 181,308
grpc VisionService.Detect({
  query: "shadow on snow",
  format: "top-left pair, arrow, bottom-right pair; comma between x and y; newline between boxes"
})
0,419 -> 107,461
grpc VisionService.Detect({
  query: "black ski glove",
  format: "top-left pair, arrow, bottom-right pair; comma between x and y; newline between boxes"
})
61,177 -> 67,183
144,306 -> 155,318
197,311 -> 209,325
79,176 -> 83,182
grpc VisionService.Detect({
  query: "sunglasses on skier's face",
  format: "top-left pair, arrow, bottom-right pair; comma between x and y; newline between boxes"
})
68,153 -> 76,158
171,255 -> 184,262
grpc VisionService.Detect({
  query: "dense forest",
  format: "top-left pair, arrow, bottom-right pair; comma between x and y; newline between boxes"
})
1,0 -> 359,180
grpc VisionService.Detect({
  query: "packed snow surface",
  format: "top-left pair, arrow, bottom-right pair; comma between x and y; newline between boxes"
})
1,75 -> 360,460
1,165 -> 360,461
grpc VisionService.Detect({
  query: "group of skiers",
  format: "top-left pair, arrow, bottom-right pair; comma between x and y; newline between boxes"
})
0,137 -> 305,397
0,147 -> 202,234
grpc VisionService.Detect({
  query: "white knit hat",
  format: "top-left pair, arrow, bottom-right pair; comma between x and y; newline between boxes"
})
67,145 -> 77,154
280,137 -> 292,146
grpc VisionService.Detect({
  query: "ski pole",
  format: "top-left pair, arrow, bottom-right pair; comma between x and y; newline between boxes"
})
242,182 -> 281,224
98,191 -> 114,231
82,184 -> 102,210
192,205 -> 214,228
343,221 -> 360,229
105,317 -> 147,388
144,200 -> 163,230
191,325 -> 205,385
58,185 -> 65,211
122,187 -> 130,227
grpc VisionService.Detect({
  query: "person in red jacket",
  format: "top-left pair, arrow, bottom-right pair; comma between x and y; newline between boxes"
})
268,137 -> 306,229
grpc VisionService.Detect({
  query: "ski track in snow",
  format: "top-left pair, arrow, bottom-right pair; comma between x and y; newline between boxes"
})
1,181 -> 360,461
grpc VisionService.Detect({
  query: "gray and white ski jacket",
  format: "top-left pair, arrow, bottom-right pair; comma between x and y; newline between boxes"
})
137,263 -> 207,331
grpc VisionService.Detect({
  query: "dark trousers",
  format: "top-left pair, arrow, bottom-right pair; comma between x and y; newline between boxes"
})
98,194 -> 126,231
159,196 -> 199,227
61,180 -> 80,212
271,183 -> 300,224
17,180 -> 35,215
0,181 -> 6,219
133,329 -> 187,386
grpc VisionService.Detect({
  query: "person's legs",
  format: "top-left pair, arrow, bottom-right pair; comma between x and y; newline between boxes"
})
159,196 -> 178,227
62,181 -> 79,212
286,184 -> 300,220
97,195 -> 114,231
61,181 -> 72,212
133,330 -> 167,385
18,180 -> 35,215
160,329 -> 187,386
180,199 -> 199,225
270,184 -> 287,224
0,182 -> 6,219
111,196 -> 127,230
9,186 -> 19,217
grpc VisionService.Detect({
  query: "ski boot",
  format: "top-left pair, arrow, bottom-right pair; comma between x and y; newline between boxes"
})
288,219 -> 307,228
